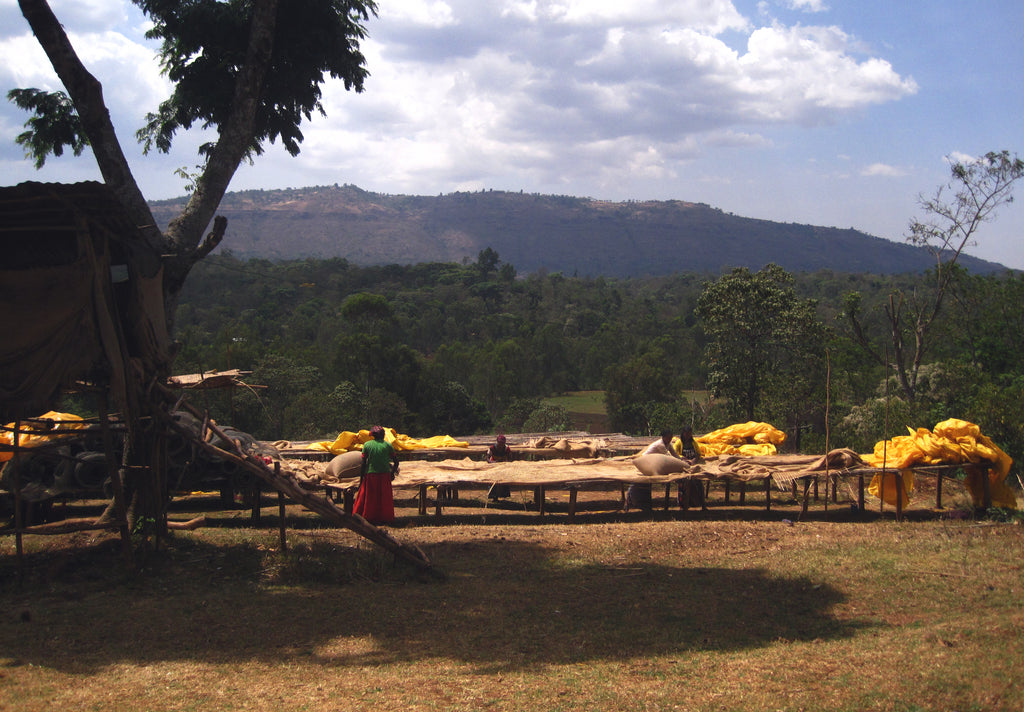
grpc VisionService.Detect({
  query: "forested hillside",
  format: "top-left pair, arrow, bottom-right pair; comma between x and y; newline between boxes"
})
173,252 -> 1024,468
150,185 -> 1007,277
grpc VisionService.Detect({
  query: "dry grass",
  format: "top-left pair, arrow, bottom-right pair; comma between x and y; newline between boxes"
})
2,483 -> 1023,712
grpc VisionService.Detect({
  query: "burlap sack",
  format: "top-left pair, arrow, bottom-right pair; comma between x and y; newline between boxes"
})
633,453 -> 687,477
325,450 -> 363,480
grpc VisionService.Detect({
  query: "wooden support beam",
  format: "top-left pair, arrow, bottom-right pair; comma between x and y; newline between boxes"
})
250,486 -> 261,523
895,471 -> 904,521
568,488 -> 578,522
275,463 -> 286,550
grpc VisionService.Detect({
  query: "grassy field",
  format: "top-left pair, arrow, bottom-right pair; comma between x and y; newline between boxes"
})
2,488 -> 1023,712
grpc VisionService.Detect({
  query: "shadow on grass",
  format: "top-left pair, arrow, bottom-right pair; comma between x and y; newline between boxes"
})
0,531 -> 864,675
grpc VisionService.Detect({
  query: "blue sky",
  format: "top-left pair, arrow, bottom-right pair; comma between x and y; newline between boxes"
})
1,0 -> 1022,268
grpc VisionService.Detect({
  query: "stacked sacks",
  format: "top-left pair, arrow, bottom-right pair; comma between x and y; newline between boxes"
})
864,418 -> 1016,509
693,422 -> 786,457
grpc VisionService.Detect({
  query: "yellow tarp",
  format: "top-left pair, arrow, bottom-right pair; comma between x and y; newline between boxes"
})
863,418 -> 1016,509
692,421 -> 786,457
1,411 -> 86,463
310,427 -> 469,455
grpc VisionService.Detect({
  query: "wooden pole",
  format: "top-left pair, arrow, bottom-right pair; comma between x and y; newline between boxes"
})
276,463 -> 287,552
824,349 -> 831,511
98,391 -> 133,567
895,471 -> 904,521
12,419 -> 24,579
881,345 -> 891,514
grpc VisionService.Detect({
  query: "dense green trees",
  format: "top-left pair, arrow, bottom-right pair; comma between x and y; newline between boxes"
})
696,265 -> 828,424
172,250 -> 1024,474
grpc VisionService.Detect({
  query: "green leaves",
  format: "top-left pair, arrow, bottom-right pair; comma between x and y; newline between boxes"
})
6,88 -> 89,168
134,0 -> 377,159
696,264 -> 827,424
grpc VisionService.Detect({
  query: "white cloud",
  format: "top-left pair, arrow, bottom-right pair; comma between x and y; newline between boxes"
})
786,0 -> 829,12
381,1 -> 456,28
861,163 -> 908,177
946,151 -> 979,165
1,0 -> 923,218
498,0 -> 749,33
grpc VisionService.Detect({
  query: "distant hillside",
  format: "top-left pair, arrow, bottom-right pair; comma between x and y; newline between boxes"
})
150,185 -> 1007,276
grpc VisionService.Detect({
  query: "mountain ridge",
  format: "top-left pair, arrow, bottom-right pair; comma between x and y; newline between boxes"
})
149,184 -> 1008,276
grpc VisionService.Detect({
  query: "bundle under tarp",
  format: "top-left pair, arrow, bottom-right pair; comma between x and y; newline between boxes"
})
863,418 -> 1016,509
310,426 -> 469,455
1,411 -> 87,463
692,421 -> 787,457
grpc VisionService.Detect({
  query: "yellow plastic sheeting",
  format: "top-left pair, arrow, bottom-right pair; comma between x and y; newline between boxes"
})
866,469 -> 914,509
1,411 -> 86,463
693,421 -> 786,457
864,418 -> 1016,509
311,427 -> 469,455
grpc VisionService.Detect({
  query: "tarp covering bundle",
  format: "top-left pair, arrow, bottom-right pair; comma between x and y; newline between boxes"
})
0,411 -> 87,463
693,421 -> 787,457
0,182 -> 172,424
310,427 -> 469,455
864,418 -> 1016,509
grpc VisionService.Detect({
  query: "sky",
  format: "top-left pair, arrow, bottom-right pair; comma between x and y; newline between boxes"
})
1,0 -> 1022,268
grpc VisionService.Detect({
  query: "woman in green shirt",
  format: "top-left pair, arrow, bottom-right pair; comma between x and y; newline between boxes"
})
354,425 -> 399,525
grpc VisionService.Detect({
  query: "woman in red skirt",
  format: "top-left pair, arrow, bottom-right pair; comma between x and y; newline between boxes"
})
354,425 -> 399,525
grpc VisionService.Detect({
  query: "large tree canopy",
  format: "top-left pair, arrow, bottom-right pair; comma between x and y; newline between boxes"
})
696,264 -> 827,423
11,0 -> 377,314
